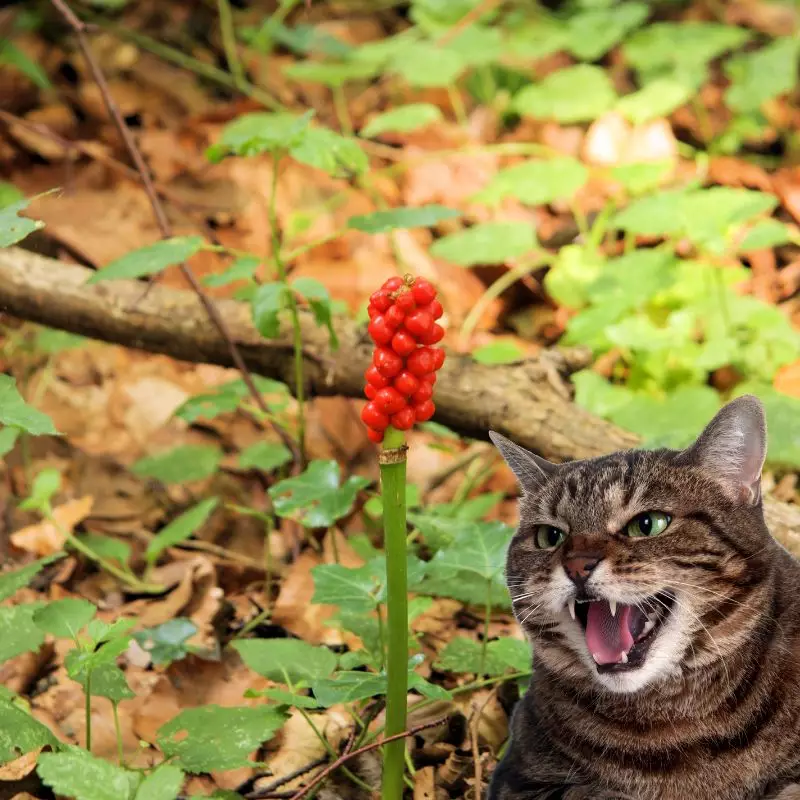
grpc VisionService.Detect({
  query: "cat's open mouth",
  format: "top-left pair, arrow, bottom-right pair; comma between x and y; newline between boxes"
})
569,592 -> 675,673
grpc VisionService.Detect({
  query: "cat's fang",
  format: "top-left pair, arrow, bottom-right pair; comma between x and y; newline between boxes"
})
568,599 -> 576,621
641,618 -> 656,637
619,652 -> 628,664
609,600 -> 617,617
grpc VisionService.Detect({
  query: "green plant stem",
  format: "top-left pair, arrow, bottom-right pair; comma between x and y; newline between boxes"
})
332,86 -> 353,135
217,0 -> 245,91
448,85 -> 468,126
85,671 -> 92,753
377,603 -> 386,671
479,578 -> 492,676
381,426 -> 409,800
112,703 -> 124,766
269,156 -> 306,463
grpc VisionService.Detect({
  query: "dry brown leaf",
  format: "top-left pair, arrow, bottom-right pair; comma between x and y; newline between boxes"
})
0,750 -> 40,782
10,495 -> 94,556
774,361 -> 800,399
414,766 -> 437,800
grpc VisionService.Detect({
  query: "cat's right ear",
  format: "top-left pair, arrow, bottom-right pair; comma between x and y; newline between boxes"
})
489,432 -> 557,494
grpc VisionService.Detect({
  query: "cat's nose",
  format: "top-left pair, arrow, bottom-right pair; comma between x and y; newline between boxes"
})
563,555 -> 602,586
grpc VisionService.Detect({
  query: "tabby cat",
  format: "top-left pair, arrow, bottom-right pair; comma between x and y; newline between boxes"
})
487,396 -> 800,800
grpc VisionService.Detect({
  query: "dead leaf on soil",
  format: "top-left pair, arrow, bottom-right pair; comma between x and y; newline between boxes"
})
11,495 -> 94,556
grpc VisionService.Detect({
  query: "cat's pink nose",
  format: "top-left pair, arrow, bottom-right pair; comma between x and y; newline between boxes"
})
564,555 -> 601,583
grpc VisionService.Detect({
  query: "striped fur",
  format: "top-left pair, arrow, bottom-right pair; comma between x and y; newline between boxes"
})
489,399 -> 800,800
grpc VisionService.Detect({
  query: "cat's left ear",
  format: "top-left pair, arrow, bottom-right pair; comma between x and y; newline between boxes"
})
489,431 -> 557,494
679,395 -> 767,504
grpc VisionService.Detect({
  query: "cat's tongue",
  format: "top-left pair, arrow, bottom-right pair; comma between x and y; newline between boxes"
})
585,601 -> 646,665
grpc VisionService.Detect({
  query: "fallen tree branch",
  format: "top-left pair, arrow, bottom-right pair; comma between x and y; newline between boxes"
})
0,247 -> 797,546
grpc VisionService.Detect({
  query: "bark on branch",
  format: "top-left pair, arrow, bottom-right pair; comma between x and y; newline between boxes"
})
0,247 -> 797,546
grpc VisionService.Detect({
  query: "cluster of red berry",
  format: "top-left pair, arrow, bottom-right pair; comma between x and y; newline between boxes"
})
362,275 -> 445,443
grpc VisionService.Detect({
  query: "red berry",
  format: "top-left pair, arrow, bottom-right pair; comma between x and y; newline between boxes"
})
383,277 -> 404,291
419,323 -> 444,345
370,290 -> 392,312
412,280 -> 436,306
368,304 -> 380,320
391,407 -> 416,430
431,347 -> 446,370
374,347 -> 404,377
391,330 -> 417,357
428,300 -> 444,320
396,291 -> 416,312
405,310 -> 434,338
365,365 -> 389,389
411,383 -> 433,404
368,316 -> 393,345
361,402 -> 390,430
366,427 -> 384,443
365,384 -> 377,400
407,347 -> 436,376
421,372 -> 437,385
385,305 -> 405,328
374,387 -> 406,415
393,370 -> 420,396
414,400 -> 435,422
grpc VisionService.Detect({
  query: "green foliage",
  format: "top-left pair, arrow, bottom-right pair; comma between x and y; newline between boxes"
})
0,39 -> 51,88
175,377 -> 288,423
76,533 -> 130,567
38,748 -> 139,800
347,205 -> 461,233
133,618 -> 197,666
87,236 -> 205,284
146,498 -> 220,565
0,375 -> 58,436
251,282 -> 291,338
132,445 -> 222,483
472,341 -> 524,365
430,222 -> 536,266
435,636 -> 530,676
134,765 -> 185,800
33,598 -> 96,639
725,37 -> 800,113
238,441 -> 293,472
0,197 -> 45,248
292,276 -> 339,347
0,698 -> 59,764
475,158 -> 588,206
0,604 -> 46,663
361,103 -> 443,138
0,553 -> 63,602
202,255 -> 260,287
233,639 -> 338,684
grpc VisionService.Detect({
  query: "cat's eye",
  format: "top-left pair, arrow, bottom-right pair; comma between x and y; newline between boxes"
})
625,511 -> 671,539
535,525 -> 566,550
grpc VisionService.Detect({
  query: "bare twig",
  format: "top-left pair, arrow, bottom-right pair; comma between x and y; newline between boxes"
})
238,756 -> 327,797
48,0 -> 300,464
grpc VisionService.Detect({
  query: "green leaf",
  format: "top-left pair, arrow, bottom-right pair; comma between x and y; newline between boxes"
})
0,553 -> 63,602
613,188 -> 689,236
725,37 -> 800,113
390,42 -> 465,87
18,467 -> 61,511
0,198 -> 44,248
66,655 -> 134,703
175,377 -> 288,423
203,255 -> 260,288
0,604 -> 45,663
0,427 -> 19,457
269,460 -> 370,528
251,282 -> 291,339
283,60 -> 378,87
489,637 -> 531,672
0,40 -> 51,89
85,618 -> 136,647
610,161 -> 673,196
565,3 -> 648,62
257,687 -> 320,709
210,112 -> 313,159
430,222 -> 535,266
34,598 -> 96,639
475,158 -> 588,206
347,205 -> 461,234
434,636 -> 530,676
146,498 -> 219,565
292,276 -> 339,348
233,639 -> 337,684
361,103 -> 443,138
427,524 -> 511,581
38,748 -> 138,800
134,765 -> 185,800
291,126 -> 368,177
0,182 -> 24,209
133,618 -> 197,666
0,698 -> 59,764
737,219 -> 791,252
312,670 -> 387,706
414,568 -> 510,609
34,329 -> 87,354
0,375 -> 57,435
472,341 -> 524,365
238,442 -> 293,472
132,444 -> 222,483
514,65 -> 617,123
157,705 -> 288,772
616,78 -> 693,125
407,671 -> 451,700
76,533 -> 130,567
444,24 -> 503,67
87,236 -> 205,284
544,244 -> 606,309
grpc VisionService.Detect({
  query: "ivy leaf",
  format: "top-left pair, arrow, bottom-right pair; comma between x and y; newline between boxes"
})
146,498 -> 219,566
134,764 -> 185,800
347,205 -> 461,234
389,42 -> 465,87
251,282 -> 291,339
269,460 -> 370,528
203,255 -> 261,288
0,553 -> 63,602
514,65 -> 616,123
725,37 -> 800,113
0,604 -> 45,663
239,442 -> 293,472
0,375 -> 58,435
132,445 -> 222,483
34,598 -> 96,639
475,158 -> 588,207
233,639 -> 337,684
87,236 -> 205,284
361,103 -> 443,138
0,698 -> 59,764
292,277 -> 339,348
37,747 -> 138,800
157,705 -> 288,772
0,198 -> 44,248
133,618 -> 197,666
616,78 -> 693,125
430,222 -> 535,266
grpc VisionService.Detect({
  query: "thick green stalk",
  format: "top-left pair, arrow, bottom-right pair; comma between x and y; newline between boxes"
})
381,426 -> 408,800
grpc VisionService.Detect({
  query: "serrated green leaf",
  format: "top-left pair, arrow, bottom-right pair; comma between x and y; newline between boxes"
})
66,654 -> 134,703
472,341 -> 524,365
347,205 -> 460,234
132,445 -> 222,483
203,255 -> 261,288
489,637 -> 531,672
616,78 -> 693,125
38,748 -> 138,800
87,236 -> 205,284
238,442 -> 293,472
0,698 -> 58,764
292,277 -> 339,348
283,60 -> 378,87
157,705 -> 287,772
435,636 -> 530,676
34,598 -> 96,639
251,282 -> 291,339
390,42 -> 465,87
725,37 -> 800,114
361,103 -> 443,138
312,670 -> 387,706
430,222 -> 535,267
0,553 -> 63,602
0,375 -> 57,435
85,617 -> 136,647
0,198 -> 44,248
233,639 -> 337,684
476,158 -> 588,207
76,533 -> 130,567
310,562 -> 381,612
514,65 -> 616,123
0,603 -> 45,663
146,497 -> 219,565
210,112 -> 313,158
613,188 -> 689,236
565,3 -> 648,62
737,219 -> 791,252
133,618 -> 197,666
269,460 -> 370,528
427,524 -> 511,581
292,126 -> 368,177
135,764 -> 184,800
